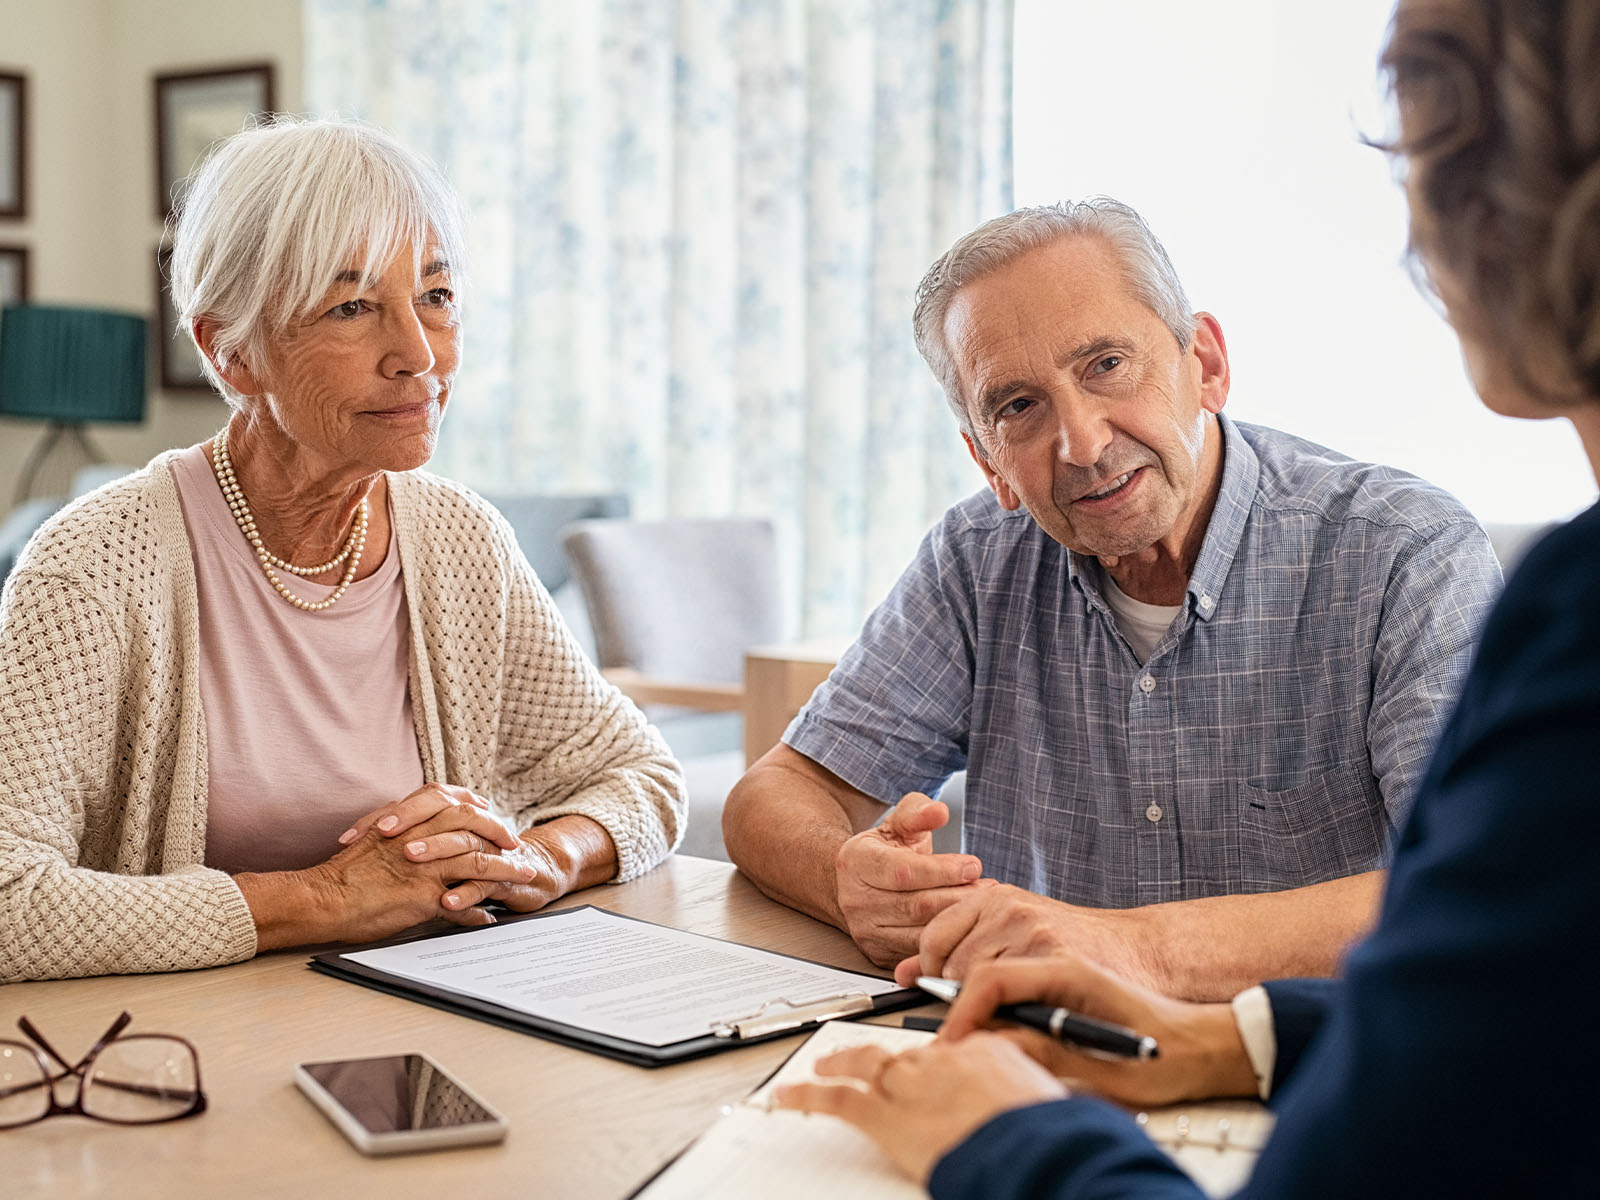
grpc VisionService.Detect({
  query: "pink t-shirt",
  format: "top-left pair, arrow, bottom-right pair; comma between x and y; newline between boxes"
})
169,442 -> 425,875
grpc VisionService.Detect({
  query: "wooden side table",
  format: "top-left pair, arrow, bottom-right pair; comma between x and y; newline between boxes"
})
742,638 -> 851,765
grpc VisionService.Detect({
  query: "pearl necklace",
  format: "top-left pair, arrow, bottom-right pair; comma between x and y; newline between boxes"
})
210,427 -> 368,612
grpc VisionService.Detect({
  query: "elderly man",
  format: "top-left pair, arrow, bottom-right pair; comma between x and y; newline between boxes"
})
722,199 -> 1501,1001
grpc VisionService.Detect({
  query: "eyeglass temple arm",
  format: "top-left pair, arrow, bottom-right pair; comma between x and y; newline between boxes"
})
85,1076 -> 203,1102
17,1011 -> 135,1074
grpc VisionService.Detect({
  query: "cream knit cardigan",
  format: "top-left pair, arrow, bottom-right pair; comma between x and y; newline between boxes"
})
0,454 -> 685,982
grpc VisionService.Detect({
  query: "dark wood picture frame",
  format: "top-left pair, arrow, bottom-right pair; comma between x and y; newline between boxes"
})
0,71 -> 25,219
155,245 -> 212,393
153,62 -> 276,219
0,244 -> 28,305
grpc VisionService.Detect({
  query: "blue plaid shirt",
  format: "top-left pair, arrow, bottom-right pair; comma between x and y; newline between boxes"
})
786,417 -> 1502,907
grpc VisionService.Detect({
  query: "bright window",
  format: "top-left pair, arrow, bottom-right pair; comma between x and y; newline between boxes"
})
1014,0 -> 1595,526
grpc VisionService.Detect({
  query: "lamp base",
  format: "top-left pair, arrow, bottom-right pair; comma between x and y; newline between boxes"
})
14,421 -> 105,507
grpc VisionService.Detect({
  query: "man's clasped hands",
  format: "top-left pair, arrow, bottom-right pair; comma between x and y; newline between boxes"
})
833,792 -> 1169,993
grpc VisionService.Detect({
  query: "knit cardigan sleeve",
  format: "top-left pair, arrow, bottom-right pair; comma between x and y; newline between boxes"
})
394,476 -> 686,881
0,476 -> 257,982
494,561 -> 687,879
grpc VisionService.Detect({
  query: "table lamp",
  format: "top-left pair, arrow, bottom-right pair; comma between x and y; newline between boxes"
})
0,304 -> 147,505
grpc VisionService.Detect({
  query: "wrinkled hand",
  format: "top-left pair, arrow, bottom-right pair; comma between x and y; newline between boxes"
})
834,793 -> 993,967
934,957 -> 1257,1108
431,832 -> 573,916
310,801 -> 538,942
893,884 -> 1167,993
336,783 -> 577,921
774,1034 -> 1067,1183
338,782 -> 514,853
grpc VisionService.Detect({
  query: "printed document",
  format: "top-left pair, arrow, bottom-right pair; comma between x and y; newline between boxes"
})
341,906 -> 903,1047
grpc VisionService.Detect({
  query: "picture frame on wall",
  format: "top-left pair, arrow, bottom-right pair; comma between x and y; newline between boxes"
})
154,62 -> 275,219
0,244 -> 27,305
155,245 -> 212,392
0,71 -> 25,219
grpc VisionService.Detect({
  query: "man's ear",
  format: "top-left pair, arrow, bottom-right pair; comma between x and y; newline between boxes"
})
963,431 -> 1021,510
192,318 -> 265,396
1190,312 -> 1230,415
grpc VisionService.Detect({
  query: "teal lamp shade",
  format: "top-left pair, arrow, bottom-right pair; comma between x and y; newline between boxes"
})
0,305 -> 148,423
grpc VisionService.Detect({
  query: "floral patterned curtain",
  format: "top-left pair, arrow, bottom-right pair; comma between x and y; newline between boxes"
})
307,0 -> 1013,634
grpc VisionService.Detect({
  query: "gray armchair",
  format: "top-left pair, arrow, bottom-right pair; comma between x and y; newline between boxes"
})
561,517 -> 781,859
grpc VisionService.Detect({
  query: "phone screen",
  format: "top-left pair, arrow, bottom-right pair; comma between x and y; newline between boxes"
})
301,1055 -> 497,1133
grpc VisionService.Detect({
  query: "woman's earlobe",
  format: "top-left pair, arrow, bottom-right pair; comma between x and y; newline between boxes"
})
220,353 -> 257,394
194,319 -> 264,395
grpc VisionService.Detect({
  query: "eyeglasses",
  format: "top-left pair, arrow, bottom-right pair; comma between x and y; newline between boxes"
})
0,1011 -> 206,1128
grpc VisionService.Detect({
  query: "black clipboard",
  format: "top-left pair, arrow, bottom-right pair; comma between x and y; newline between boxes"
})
308,905 -> 923,1068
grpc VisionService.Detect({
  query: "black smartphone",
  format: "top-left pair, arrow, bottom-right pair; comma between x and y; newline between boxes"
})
294,1053 -> 508,1155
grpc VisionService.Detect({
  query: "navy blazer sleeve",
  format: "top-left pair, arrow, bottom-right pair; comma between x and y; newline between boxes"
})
931,1098 -> 1202,1200
928,505 -> 1600,1200
1259,979 -> 1333,1097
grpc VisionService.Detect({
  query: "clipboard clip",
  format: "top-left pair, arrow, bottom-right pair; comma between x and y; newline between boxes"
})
709,991 -> 875,1039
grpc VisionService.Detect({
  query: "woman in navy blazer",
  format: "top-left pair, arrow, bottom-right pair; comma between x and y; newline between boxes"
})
776,2 -> 1600,1194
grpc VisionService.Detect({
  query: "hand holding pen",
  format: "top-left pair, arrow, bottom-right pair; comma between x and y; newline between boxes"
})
924,957 -> 1261,1109
918,975 -> 1159,1059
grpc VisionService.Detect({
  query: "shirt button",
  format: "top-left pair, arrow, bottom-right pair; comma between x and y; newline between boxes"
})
1198,593 -> 1214,611
1145,804 -> 1163,822
1138,674 -> 1156,693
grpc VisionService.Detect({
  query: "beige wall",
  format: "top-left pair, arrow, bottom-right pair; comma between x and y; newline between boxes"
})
0,0 -> 302,517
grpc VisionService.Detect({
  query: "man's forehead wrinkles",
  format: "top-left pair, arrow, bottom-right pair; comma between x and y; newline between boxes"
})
969,328 -> 1118,387
1059,335 -> 1125,366
956,321 -> 1026,388
968,334 -> 1043,399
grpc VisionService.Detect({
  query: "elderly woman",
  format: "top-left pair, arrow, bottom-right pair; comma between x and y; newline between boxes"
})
0,118 -> 684,982
775,1 -> 1600,1195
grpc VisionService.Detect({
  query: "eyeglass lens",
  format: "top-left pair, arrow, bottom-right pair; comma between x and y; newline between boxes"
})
83,1036 -> 200,1121
0,1035 -> 200,1126
0,1043 -> 51,1127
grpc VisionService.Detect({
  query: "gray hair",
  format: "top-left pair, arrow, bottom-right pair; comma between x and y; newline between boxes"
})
167,116 -> 467,407
912,198 -> 1196,438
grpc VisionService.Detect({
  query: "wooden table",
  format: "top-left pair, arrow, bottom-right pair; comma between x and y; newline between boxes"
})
1,856 -> 922,1199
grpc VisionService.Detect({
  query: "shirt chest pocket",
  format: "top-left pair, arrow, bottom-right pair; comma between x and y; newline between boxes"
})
1235,770 -> 1391,893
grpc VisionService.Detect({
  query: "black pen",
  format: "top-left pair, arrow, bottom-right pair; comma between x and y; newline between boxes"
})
917,976 -> 1159,1060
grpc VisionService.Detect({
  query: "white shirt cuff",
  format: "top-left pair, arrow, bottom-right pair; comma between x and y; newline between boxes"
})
1230,984 -> 1276,1100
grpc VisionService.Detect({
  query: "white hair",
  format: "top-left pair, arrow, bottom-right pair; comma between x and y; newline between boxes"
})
912,198 -> 1196,439
167,115 -> 468,407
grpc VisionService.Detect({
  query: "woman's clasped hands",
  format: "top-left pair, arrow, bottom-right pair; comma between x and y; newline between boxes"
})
318,783 -> 564,939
